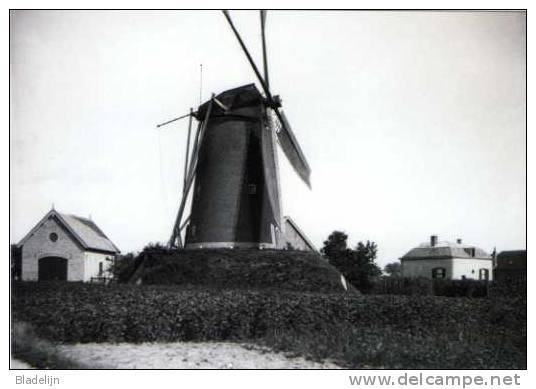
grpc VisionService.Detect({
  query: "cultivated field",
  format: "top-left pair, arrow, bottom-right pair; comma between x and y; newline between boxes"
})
11,280 -> 525,369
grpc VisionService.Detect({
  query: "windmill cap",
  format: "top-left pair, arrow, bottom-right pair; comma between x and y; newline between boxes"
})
196,83 -> 262,118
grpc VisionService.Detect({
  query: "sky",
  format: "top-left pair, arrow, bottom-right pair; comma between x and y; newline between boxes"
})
9,10 -> 526,267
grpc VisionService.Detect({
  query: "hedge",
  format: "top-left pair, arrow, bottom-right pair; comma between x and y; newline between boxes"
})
12,282 -> 526,369
370,277 -> 526,298
489,276 -> 527,299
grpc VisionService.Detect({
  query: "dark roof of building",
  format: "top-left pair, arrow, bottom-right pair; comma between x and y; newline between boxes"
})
401,240 -> 490,260
497,250 -> 526,258
18,209 -> 120,254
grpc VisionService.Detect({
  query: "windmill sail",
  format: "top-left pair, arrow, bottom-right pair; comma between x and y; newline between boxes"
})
261,113 -> 282,230
223,10 -> 311,189
260,10 -> 270,90
169,99 -> 213,247
274,110 -> 311,188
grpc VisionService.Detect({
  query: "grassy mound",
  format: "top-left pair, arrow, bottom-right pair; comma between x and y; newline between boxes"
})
12,282 -> 526,369
130,249 -> 354,294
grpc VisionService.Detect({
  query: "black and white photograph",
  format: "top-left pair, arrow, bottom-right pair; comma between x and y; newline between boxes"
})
9,6 -> 527,379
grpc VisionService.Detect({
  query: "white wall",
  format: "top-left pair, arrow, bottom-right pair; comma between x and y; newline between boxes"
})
451,258 -> 494,281
402,258 -> 454,279
83,252 -> 114,281
402,258 -> 494,280
21,217 -> 85,281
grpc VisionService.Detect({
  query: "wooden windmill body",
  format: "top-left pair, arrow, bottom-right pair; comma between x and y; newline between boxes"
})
163,11 -> 311,249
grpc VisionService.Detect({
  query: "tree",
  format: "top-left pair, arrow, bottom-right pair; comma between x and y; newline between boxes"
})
320,231 -> 349,258
351,241 -> 382,290
321,232 -> 381,293
384,262 -> 403,278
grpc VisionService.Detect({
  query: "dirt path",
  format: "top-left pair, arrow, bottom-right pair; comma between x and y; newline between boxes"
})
55,342 -> 341,369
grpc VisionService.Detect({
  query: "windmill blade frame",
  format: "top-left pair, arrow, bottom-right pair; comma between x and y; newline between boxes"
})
260,10 -> 270,90
260,112 -> 282,230
169,96 -> 215,247
222,10 -> 312,189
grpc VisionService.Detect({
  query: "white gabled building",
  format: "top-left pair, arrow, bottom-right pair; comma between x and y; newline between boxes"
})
401,235 -> 493,281
16,208 -> 120,282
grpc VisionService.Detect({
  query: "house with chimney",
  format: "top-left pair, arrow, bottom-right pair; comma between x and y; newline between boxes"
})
400,235 -> 493,281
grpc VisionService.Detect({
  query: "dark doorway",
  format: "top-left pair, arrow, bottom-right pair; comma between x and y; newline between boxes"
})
11,244 -> 22,280
38,257 -> 68,281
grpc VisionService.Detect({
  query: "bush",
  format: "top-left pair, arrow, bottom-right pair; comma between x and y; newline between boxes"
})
107,253 -> 136,283
11,282 -> 526,369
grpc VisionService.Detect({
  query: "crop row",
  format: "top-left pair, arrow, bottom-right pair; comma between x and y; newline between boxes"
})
11,282 -> 526,369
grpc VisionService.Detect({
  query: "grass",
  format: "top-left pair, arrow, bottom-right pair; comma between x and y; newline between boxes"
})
118,248 -> 358,294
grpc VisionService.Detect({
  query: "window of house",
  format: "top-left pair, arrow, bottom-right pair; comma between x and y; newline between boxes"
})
432,267 -> 446,279
464,248 -> 476,257
479,268 -> 489,281
49,232 -> 58,242
98,262 -> 103,276
248,184 -> 257,195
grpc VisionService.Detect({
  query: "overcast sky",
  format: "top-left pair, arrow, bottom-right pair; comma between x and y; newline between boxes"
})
10,10 -> 526,266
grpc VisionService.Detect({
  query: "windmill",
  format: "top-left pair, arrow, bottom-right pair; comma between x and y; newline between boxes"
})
159,10 -> 311,249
